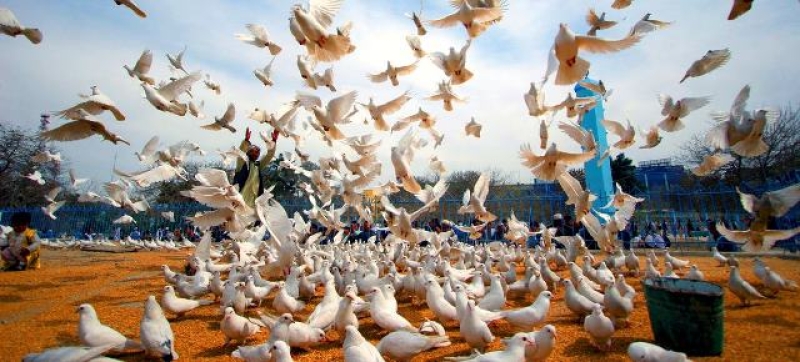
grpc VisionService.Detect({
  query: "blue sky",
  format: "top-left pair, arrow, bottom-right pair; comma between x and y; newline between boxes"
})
2,0 -> 800,188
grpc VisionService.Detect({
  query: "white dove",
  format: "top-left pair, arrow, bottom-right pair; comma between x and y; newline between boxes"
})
376,330 -> 450,362
584,304 -> 614,351
586,8 -> 618,36
166,46 -> 188,74
0,7 -> 42,44
680,49 -> 731,83
691,153 -> 733,176
124,49 -> 155,85
236,24 -> 282,55
430,39 -> 474,85
629,13 -> 672,37
428,0 -> 504,38
41,110 -> 129,145
254,57 -> 276,87
55,86 -> 126,121
41,201 -> 65,220
22,345 -> 115,362
114,0 -> 147,18
112,214 -> 135,225
31,150 -> 62,164
728,266 -> 766,306
203,73 -> 221,95
519,142 -> 595,181
406,34 -> 426,58
140,295 -> 178,361
297,90 -> 357,141
729,0 -> 755,20
357,92 -> 411,131
544,23 -> 640,85
369,60 -> 419,87
78,303 -> 143,352
162,285 -> 212,317
458,172 -> 497,223
602,119 -> 636,150
628,342 -> 691,362
427,80 -> 466,112
25,170 -> 45,185
343,325 -> 385,362
657,94 -> 711,132
142,71 -> 202,116
202,103 -> 237,133
464,117 -> 483,138
221,307 -> 261,345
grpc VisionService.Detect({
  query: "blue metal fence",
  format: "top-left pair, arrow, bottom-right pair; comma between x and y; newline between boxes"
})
2,180 -> 798,239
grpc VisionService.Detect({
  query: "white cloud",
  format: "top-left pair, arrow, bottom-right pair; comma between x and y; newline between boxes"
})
1,0 -> 799,190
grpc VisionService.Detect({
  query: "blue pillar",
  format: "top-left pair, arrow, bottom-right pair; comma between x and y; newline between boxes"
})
575,77 -> 614,210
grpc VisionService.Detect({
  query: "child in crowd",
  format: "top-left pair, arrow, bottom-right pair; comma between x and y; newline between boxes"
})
1,212 -> 41,271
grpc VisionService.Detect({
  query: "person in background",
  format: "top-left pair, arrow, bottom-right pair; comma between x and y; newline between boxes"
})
173,228 -> 182,242
233,127 -> 279,208
130,227 -> 141,241
1,212 -> 41,271
113,226 -> 121,241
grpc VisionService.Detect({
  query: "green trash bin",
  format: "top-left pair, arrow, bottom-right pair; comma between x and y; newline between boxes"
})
643,278 -> 724,356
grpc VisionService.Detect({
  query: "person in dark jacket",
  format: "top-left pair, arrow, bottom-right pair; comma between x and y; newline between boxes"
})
233,127 -> 279,208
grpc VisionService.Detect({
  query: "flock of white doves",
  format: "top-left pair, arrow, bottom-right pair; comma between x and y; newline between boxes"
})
4,0 -> 800,361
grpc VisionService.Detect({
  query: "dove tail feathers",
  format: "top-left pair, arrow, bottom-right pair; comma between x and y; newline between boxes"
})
22,28 -> 43,44
124,338 -> 144,351
452,68 -> 473,85
730,138 -> 768,157
556,56 -> 590,86
268,43 -> 283,56
658,117 -> 684,132
444,99 -> 453,112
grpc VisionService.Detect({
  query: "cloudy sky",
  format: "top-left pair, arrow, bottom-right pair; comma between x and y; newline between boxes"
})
2,0 -> 799,187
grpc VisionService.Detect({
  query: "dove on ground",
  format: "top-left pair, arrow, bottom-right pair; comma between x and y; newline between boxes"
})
584,304 -> 614,351
376,330 -> 450,362
505,291 -> 552,329
628,341 -> 692,362
162,285 -> 212,317
22,345 -> 115,362
524,324 -> 557,362
343,325 -> 385,362
446,332 -> 534,362
685,265 -> 705,281
728,266 -> 766,306
221,307 -> 261,345
78,304 -> 143,352
140,295 -> 178,361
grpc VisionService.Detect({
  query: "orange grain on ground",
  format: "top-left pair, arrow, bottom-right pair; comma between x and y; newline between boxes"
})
1,249 -> 800,361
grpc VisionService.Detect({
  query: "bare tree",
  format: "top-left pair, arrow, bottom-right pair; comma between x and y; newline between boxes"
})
679,105 -> 800,186
0,123 -> 63,207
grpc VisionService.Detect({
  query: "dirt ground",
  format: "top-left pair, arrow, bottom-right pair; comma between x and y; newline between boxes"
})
2,249 -> 800,361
